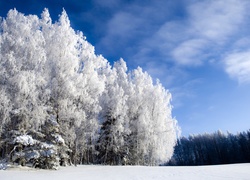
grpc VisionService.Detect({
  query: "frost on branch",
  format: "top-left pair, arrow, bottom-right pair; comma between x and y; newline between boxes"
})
0,8 -> 178,168
14,135 -> 36,146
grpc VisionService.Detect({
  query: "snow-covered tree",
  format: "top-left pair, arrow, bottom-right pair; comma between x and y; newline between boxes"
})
70,41 -> 109,164
0,8 -> 178,168
127,68 -> 177,165
0,9 -> 47,130
97,59 -> 130,165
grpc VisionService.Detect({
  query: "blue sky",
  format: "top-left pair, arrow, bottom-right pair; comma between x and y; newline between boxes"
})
1,0 -> 250,136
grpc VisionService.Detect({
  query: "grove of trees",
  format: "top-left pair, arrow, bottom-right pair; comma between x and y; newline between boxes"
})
0,9 -> 178,169
167,130 -> 250,166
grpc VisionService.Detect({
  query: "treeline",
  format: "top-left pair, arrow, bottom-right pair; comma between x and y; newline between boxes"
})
0,9 -> 177,169
167,130 -> 250,166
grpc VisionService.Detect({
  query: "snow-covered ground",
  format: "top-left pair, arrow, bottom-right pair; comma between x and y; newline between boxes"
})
0,163 -> 249,180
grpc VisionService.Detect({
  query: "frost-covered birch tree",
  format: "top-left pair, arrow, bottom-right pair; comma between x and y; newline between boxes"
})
127,68 -> 177,165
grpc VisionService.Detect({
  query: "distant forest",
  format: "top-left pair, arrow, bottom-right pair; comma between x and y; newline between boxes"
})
167,130 -> 250,166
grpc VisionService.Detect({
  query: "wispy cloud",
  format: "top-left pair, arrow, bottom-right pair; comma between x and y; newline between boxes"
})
171,39 -> 207,66
222,36 -> 250,84
91,0 -> 250,85
151,0 -> 248,66
95,1 -> 174,63
188,0 -> 246,41
224,51 -> 250,83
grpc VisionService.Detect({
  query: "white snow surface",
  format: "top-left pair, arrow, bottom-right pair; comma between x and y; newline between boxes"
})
0,164 -> 250,180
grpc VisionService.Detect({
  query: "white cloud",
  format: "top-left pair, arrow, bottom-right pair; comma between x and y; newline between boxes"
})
188,0 -> 246,41
233,37 -> 250,50
93,0 -> 250,84
106,12 -> 142,37
171,39 -> 207,66
95,1 -> 175,63
129,0 -> 249,68
224,51 -> 250,83
170,0 -> 248,66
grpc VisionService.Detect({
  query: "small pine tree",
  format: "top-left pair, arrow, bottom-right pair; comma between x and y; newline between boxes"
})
1,112 -> 71,169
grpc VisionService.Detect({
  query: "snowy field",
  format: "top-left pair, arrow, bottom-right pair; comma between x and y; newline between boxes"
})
0,163 -> 250,180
